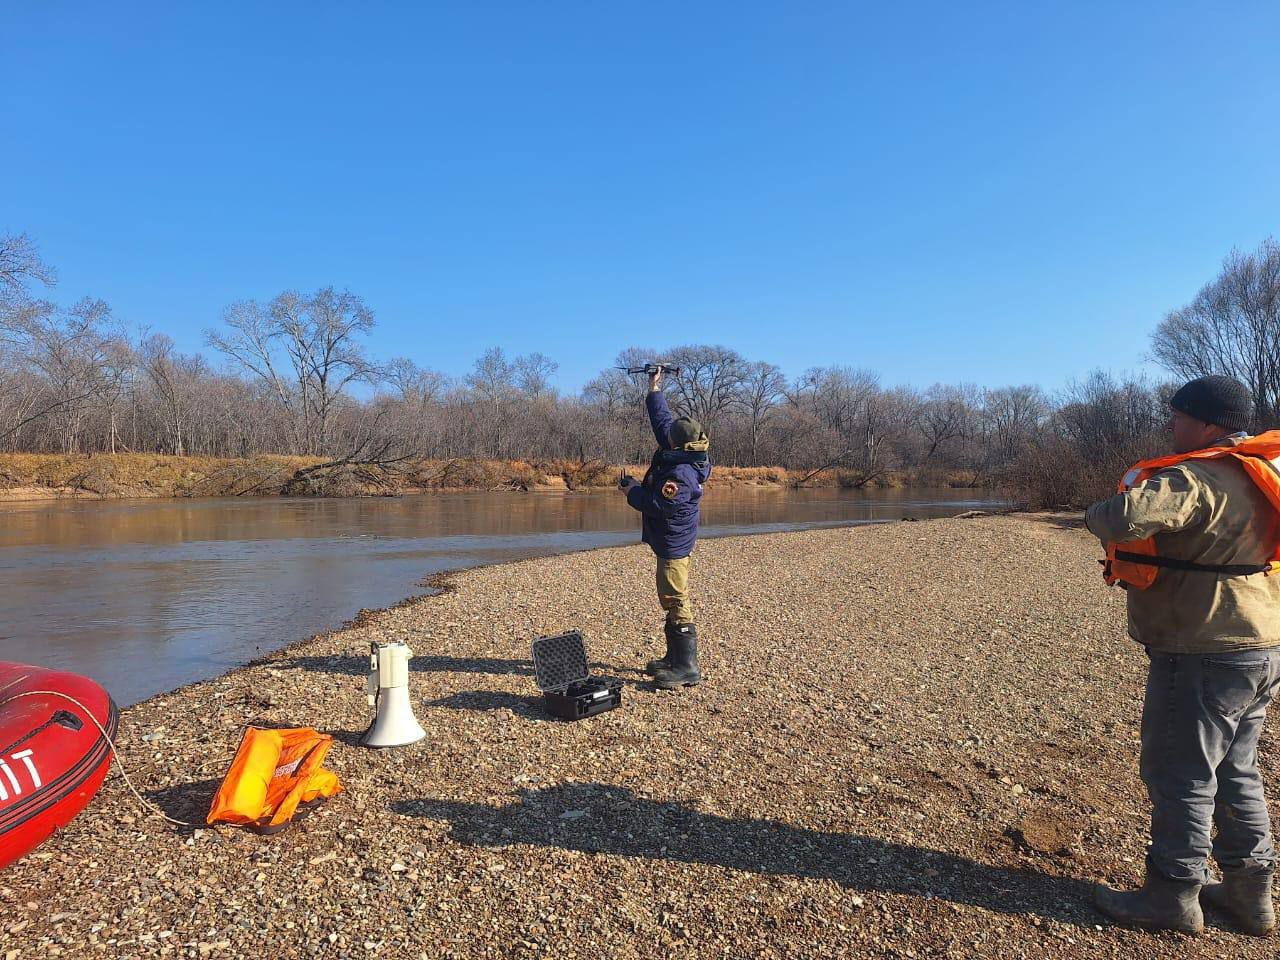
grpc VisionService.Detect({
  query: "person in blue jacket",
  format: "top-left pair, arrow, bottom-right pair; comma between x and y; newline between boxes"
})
619,366 -> 712,689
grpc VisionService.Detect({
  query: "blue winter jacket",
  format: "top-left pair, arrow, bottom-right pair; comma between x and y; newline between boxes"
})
625,391 -> 711,560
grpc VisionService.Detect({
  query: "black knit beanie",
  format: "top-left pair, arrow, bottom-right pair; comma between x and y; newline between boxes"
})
1169,375 -> 1254,432
668,416 -> 704,449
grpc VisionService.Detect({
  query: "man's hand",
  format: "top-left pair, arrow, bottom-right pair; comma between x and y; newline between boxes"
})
619,473 -> 637,492
648,368 -> 663,392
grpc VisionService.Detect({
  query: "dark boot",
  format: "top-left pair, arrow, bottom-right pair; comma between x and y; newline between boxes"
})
1094,872 -> 1204,934
1202,870 -> 1275,936
653,623 -> 701,689
644,622 -> 679,676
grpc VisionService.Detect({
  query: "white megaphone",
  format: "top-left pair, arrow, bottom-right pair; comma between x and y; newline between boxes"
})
361,640 -> 426,748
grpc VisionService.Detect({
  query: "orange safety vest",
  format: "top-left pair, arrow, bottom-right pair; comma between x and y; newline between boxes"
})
207,727 -> 342,833
1104,431 -> 1280,590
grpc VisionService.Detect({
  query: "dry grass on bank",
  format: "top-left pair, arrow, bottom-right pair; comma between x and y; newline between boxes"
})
0,452 -> 321,501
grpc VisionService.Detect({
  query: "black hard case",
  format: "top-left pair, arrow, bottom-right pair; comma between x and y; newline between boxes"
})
531,631 -> 623,721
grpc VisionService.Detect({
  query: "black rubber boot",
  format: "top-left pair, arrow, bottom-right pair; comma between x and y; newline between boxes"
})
1094,872 -> 1204,934
644,622 -> 679,676
1202,870 -> 1275,936
653,623 -> 701,689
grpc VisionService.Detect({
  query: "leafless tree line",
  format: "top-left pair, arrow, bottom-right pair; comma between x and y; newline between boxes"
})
3,232 -> 1278,502
1153,237 -> 1280,423
0,234 -> 1049,479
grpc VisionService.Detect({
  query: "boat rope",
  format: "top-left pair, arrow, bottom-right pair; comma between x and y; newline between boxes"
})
0,689 -> 197,828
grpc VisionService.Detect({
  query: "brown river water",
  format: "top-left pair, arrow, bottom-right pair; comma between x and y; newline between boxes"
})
0,488 -> 1001,706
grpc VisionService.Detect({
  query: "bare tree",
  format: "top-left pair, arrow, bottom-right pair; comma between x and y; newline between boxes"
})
514,352 -> 558,399
0,233 -> 55,313
206,300 -> 305,451
386,357 -> 449,408
1054,371 -> 1166,454
1152,238 -> 1280,425
140,333 -> 210,455
465,347 -> 518,457
380,357 -> 448,454
0,234 -> 59,447
1012,374 -> 1171,509
790,367 -> 880,435
740,360 -> 787,463
981,385 -> 1049,466
207,288 -> 377,455
784,367 -> 892,484
916,383 -> 978,459
295,288 -> 378,452
664,344 -> 747,436
581,347 -> 661,463
3,297 -> 125,451
99,336 -> 137,454
280,402 -> 421,495
0,353 -> 43,451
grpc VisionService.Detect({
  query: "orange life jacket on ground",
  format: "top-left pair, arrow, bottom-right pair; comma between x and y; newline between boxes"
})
1103,431 -> 1280,590
207,726 -> 342,833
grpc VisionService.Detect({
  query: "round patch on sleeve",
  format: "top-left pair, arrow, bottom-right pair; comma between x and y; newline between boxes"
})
661,480 -> 680,500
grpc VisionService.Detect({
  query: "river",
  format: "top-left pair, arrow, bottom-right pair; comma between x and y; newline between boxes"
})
0,488 -> 1001,705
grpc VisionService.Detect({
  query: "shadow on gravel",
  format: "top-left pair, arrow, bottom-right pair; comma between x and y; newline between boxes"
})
279,653 -> 634,679
271,654 -> 369,676
391,782 -> 1100,928
327,727 -> 370,747
1025,513 -> 1089,532
277,653 -> 534,676
146,777 -> 222,832
424,690 -> 548,720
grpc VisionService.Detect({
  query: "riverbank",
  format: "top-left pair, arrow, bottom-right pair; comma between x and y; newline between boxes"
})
0,452 -> 983,503
6,514 -> 1267,958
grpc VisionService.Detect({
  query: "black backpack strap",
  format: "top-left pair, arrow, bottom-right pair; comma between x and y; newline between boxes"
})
1113,550 -> 1273,577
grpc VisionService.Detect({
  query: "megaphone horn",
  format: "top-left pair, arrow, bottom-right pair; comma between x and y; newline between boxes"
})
361,640 -> 426,748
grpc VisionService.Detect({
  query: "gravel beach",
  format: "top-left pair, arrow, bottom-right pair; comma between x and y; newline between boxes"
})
4,513 -> 1278,958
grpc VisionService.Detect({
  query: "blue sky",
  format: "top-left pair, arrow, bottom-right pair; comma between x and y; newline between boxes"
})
2,2 -> 1277,395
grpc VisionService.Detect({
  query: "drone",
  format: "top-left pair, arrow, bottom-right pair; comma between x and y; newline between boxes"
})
617,362 -> 683,377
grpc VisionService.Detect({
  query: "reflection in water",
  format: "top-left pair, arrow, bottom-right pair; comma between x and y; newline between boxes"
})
0,489 -> 999,705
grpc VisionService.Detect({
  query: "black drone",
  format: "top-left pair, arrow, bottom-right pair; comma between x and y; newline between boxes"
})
617,362 -> 683,376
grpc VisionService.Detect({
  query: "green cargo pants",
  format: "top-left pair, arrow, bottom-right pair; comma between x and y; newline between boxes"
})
656,555 -> 693,625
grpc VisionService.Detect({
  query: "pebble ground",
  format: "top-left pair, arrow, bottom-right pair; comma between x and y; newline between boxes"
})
3,514 -> 1277,958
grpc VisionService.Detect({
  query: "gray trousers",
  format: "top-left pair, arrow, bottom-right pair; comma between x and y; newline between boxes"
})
1141,647 -> 1280,884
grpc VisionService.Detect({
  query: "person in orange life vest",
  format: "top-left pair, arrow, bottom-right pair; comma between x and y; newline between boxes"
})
1086,375 -> 1280,936
618,366 -> 711,689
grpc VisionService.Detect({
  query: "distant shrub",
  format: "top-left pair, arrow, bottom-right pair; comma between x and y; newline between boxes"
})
1008,434 -> 1162,510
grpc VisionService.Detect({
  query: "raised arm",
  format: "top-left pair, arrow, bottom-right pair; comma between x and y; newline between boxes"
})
646,390 -> 675,450
1084,466 -> 1207,543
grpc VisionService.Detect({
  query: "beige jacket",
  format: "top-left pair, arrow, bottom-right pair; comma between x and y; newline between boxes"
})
1084,435 -> 1280,654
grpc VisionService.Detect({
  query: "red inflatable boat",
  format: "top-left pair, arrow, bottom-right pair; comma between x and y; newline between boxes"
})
0,663 -> 117,870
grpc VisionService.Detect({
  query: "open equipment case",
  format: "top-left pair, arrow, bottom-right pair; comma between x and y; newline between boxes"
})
531,630 -> 623,721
